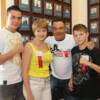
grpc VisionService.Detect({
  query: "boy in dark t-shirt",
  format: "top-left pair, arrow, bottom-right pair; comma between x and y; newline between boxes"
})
68,24 -> 100,100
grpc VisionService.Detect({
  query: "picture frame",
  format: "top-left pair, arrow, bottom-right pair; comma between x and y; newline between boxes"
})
90,22 -> 99,34
89,0 -> 99,4
63,6 -> 70,18
54,3 -> 62,17
44,1 -> 52,15
65,22 -> 70,34
90,6 -> 99,19
88,0 -> 100,50
63,0 -> 71,4
90,36 -> 100,49
32,0 -> 42,13
20,16 -> 30,31
19,0 -> 30,11
48,19 -> 52,32
15,0 -> 72,37
57,0 -> 62,2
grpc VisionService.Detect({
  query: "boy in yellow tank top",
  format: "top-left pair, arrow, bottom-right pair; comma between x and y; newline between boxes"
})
22,18 -> 52,100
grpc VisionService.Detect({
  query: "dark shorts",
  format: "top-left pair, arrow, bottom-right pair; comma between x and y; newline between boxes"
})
0,81 -> 25,100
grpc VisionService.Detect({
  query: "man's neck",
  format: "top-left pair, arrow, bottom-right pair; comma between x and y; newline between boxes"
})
55,35 -> 65,41
6,26 -> 16,33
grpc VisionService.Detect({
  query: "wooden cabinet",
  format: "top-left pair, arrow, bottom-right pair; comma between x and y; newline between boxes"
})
88,0 -> 100,50
14,0 -> 72,42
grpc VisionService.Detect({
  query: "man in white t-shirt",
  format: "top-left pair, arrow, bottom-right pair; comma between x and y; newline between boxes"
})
0,6 -> 24,100
45,19 -> 76,100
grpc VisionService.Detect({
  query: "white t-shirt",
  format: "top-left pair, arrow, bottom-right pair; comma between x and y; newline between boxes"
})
45,34 -> 75,80
0,28 -> 22,85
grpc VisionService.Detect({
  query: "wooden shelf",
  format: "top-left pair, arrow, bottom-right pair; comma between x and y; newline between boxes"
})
88,0 -> 100,50
14,0 -> 72,42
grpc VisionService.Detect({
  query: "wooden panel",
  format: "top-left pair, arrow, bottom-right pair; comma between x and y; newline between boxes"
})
1,0 -> 6,28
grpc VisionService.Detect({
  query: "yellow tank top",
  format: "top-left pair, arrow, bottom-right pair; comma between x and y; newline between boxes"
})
27,42 -> 52,78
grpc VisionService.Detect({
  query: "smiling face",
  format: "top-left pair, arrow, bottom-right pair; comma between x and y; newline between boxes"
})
73,30 -> 89,46
7,10 -> 22,31
34,28 -> 47,41
32,18 -> 48,41
52,21 -> 66,41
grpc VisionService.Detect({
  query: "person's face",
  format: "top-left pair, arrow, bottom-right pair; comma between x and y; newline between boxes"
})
52,21 -> 65,41
7,10 -> 22,31
34,28 -> 47,41
73,30 -> 89,46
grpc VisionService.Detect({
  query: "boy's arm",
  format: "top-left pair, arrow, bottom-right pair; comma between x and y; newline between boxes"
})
80,58 -> 100,73
68,76 -> 74,91
68,49 -> 74,91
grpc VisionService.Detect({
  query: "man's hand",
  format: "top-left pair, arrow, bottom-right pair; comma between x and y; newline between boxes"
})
15,44 -> 24,54
87,41 -> 94,50
0,44 -> 24,64
68,79 -> 73,92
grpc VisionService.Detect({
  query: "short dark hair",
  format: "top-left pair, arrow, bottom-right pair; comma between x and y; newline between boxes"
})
7,5 -> 22,14
52,19 -> 65,25
73,24 -> 88,33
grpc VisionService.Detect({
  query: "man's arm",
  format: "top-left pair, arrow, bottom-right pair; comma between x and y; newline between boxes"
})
0,44 -> 23,64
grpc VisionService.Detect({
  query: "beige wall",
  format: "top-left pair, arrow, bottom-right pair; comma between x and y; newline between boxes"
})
0,0 -> 14,28
72,0 -> 88,31
0,0 -> 1,28
6,0 -> 14,10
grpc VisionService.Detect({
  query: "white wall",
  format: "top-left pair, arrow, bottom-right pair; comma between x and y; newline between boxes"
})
72,0 -> 88,30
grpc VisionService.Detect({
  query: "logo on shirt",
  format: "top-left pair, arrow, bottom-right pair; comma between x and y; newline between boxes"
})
51,44 -> 70,58
73,53 -> 93,85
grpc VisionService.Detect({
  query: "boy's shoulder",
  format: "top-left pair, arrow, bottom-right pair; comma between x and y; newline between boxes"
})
71,46 -> 79,52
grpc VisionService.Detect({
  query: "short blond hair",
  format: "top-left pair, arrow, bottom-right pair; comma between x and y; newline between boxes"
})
32,18 -> 48,32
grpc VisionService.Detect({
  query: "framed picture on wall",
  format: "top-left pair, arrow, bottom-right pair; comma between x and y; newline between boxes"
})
48,19 -> 52,32
54,3 -> 62,17
90,6 -> 99,19
44,1 -> 52,15
19,0 -> 30,11
90,21 -> 99,34
58,0 -> 62,1
63,0 -> 71,4
90,36 -> 99,49
89,0 -> 99,4
65,22 -> 70,34
63,6 -> 70,18
20,16 -> 30,31
32,0 -> 42,13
